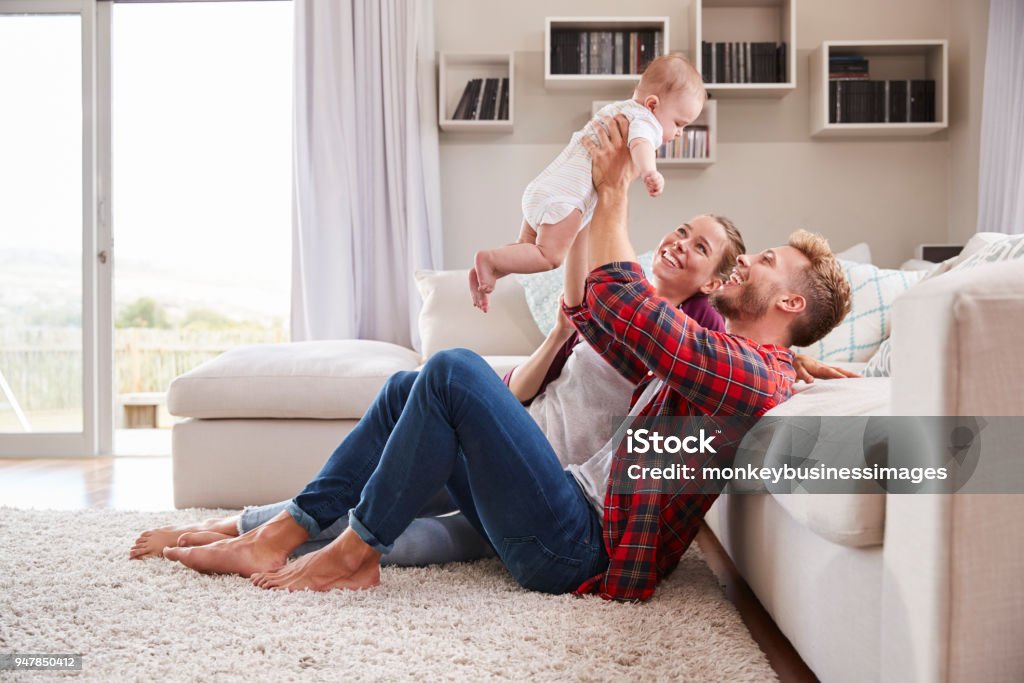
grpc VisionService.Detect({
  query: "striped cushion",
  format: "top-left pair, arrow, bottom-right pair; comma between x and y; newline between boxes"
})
795,260 -> 926,363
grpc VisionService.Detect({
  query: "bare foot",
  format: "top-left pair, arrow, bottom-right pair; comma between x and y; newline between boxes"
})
163,512 -> 307,578
468,267 -> 490,313
473,250 -> 498,295
251,528 -> 381,592
129,515 -> 240,560
176,531 -> 232,547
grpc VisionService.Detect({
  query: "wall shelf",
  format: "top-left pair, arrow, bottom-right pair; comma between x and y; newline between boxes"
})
809,40 -> 948,138
438,52 -> 514,132
590,99 -> 717,169
545,16 -> 669,90
691,0 -> 797,98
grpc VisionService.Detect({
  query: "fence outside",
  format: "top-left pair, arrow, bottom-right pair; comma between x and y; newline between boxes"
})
0,327 -> 286,412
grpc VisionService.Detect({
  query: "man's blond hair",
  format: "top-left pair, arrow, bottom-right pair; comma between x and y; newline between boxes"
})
786,230 -> 851,348
637,53 -> 706,100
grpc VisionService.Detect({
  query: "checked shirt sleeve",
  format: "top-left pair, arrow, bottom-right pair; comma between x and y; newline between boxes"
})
561,277 -> 649,387
583,263 -> 785,416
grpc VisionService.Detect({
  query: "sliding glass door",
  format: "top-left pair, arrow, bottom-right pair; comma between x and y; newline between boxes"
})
0,0 -> 107,456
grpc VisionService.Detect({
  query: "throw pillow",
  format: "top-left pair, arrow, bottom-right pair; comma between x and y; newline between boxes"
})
946,233 -> 1024,272
861,234 -> 1024,377
862,338 -> 892,377
794,260 -> 927,363
834,242 -> 873,264
414,269 -> 544,358
515,251 -> 655,335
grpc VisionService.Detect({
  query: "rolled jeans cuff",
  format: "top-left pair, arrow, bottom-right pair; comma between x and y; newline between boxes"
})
348,508 -> 395,554
284,501 -> 322,538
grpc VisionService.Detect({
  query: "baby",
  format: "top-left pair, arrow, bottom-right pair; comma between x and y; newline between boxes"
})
469,53 -> 707,312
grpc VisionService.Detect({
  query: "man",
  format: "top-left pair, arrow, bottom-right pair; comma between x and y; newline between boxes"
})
563,116 -> 851,599
163,115 -> 850,602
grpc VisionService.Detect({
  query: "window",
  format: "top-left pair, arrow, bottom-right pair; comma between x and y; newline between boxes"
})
111,1 -> 292,452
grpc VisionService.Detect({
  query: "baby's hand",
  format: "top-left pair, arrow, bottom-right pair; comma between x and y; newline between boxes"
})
643,170 -> 664,197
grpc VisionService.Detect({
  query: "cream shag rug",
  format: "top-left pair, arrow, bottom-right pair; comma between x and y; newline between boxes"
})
0,508 -> 777,682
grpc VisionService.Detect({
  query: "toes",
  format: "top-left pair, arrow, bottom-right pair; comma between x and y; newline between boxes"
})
163,546 -> 183,561
176,532 -> 203,548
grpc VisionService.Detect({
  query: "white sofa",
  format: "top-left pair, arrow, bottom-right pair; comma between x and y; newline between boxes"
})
168,259 -> 1024,683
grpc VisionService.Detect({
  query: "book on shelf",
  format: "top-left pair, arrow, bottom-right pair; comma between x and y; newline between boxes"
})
701,42 -> 787,84
550,28 -> 662,76
828,79 -> 936,124
452,78 -> 477,120
450,77 -> 510,121
656,126 -> 710,160
497,77 -> 510,121
829,55 -> 869,74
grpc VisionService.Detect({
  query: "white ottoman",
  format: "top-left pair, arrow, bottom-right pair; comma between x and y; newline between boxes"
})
167,340 -> 423,508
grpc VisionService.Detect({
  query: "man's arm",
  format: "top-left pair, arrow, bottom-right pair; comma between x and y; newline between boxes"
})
581,115 -> 637,269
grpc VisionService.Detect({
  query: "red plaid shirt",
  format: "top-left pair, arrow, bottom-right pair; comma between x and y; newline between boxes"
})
563,262 -> 796,602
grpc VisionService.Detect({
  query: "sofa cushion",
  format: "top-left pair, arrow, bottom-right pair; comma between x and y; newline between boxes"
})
758,377 -> 890,547
167,340 -> 422,419
771,493 -> 885,548
415,270 -> 544,358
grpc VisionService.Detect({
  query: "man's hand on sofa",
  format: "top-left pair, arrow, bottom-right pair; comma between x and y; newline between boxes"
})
792,353 -> 861,383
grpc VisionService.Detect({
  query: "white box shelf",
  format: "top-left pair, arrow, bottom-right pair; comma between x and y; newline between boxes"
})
809,40 -> 948,138
438,52 -> 514,132
692,0 -> 797,98
545,17 -> 669,90
590,99 -> 717,169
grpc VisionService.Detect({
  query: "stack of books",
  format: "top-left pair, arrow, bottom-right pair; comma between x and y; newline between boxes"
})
450,78 -> 510,121
657,126 -> 710,160
827,55 -> 935,123
829,80 -> 935,123
550,29 -> 662,75
700,42 -> 787,84
829,54 -> 869,80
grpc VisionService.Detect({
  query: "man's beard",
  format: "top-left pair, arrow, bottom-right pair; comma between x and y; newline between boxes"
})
711,281 -> 778,322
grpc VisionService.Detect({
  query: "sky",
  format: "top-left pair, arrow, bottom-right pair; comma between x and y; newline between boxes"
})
0,1 -> 293,322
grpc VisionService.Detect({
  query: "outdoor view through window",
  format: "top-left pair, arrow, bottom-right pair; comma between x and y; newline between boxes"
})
0,1 -> 293,452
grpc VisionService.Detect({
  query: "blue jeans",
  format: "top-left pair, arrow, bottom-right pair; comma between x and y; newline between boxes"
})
285,348 -> 607,594
238,492 -> 495,565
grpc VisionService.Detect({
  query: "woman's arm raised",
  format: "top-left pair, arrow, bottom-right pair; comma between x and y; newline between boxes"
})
508,227 -> 591,402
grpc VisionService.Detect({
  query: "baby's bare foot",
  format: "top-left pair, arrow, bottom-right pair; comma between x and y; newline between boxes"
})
468,267 -> 490,313
129,516 -> 239,560
473,250 -> 498,294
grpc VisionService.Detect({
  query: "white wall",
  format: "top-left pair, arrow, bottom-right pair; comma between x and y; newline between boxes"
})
434,0 -> 987,268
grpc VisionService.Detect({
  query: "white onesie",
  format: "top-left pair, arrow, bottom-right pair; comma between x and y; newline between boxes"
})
521,99 -> 663,232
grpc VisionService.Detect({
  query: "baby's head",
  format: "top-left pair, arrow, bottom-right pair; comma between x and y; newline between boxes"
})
634,53 -> 706,143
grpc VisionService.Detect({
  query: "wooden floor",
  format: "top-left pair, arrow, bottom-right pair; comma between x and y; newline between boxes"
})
0,456 -> 817,682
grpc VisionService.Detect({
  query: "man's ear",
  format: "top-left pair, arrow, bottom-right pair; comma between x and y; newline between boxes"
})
700,278 -> 723,295
777,293 -> 806,314
643,94 -> 659,111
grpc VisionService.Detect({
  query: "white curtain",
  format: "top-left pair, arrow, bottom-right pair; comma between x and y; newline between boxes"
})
291,0 -> 443,348
977,0 -> 1024,235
